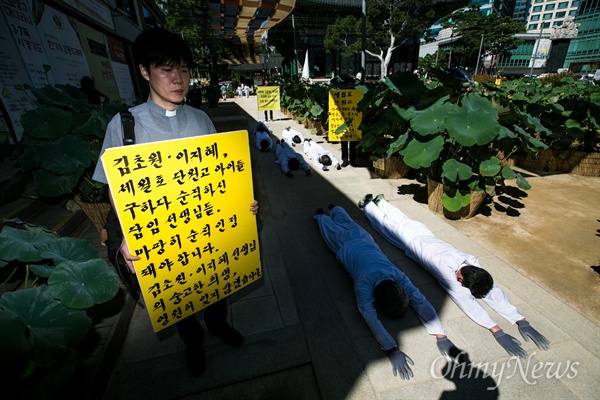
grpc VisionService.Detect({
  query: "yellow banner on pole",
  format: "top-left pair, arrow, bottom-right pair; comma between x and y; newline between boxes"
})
101,130 -> 261,332
257,86 -> 280,111
328,89 -> 363,142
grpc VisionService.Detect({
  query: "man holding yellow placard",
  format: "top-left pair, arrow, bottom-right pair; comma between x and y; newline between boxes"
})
329,76 -> 363,167
92,27 -> 259,377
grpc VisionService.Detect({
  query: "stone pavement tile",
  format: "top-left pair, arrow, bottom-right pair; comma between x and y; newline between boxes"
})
382,380 -> 451,400
104,325 -> 311,400
480,256 -> 599,358
429,358 -> 579,399
231,295 -> 284,337
116,303 -> 181,364
531,340 -> 600,399
507,303 -> 572,348
178,364 -> 322,400
443,315 -> 520,363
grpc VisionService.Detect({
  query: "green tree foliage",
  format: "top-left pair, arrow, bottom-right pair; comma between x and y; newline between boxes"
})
442,5 -> 525,71
157,0 -> 229,82
418,50 -> 448,75
325,0 -> 471,78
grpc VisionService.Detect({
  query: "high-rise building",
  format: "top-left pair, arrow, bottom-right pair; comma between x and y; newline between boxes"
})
525,0 -> 580,32
499,0 -> 599,75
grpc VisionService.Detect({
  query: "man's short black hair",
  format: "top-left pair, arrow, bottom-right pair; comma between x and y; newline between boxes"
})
260,140 -> 270,151
288,158 -> 300,171
374,280 -> 409,319
292,135 -> 302,144
320,155 -> 332,166
133,27 -> 194,72
461,266 -> 493,298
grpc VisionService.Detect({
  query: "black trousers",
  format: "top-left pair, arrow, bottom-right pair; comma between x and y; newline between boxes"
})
176,299 -> 228,349
264,110 -> 273,120
341,141 -> 357,162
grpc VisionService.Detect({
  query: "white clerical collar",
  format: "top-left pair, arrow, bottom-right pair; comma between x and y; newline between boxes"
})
166,109 -> 177,117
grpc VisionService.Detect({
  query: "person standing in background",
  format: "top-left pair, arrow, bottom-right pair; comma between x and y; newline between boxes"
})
262,78 -> 274,121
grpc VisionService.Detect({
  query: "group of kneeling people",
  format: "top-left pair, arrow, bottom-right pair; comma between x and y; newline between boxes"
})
254,121 -> 550,380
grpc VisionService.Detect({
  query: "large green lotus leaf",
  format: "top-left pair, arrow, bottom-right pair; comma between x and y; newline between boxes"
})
512,125 -> 548,149
29,263 -> 56,278
32,166 -> 85,198
310,103 -> 324,117
479,157 -> 502,177
401,136 -> 444,169
445,105 -> 500,147
462,93 -> 498,117
73,110 -> 104,138
521,111 -> 552,136
501,165 -> 517,180
0,226 -> 52,262
411,101 -> 454,136
442,188 -> 471,213
387,104 -> 407,125
335,121 -> 349,134
48,259 -> 119,309
497,125 -> 517,139
516,173 -> 531,190
441,159 -> 473,182
33,134 -> 91,175
386,133 -> 409,157
21,108 -> 72,140
0,310 -> 32,380
384,71 -> 426,98
39,237 -> 99,264
31,85 -> 87,112
0,286 -> 90,368
361,132 -> 377,148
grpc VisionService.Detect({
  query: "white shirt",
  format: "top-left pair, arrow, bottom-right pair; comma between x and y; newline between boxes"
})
364,199 -> 524,329
303,140 -> 339,170
282,127 -> 304,146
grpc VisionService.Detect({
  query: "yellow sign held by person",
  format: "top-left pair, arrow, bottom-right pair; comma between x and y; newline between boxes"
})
102,130 -> 261,332
257,86 -> 280,111
328,89 -> 363,142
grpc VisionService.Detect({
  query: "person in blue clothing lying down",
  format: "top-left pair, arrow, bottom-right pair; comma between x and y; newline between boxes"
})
314,204 -> 466,380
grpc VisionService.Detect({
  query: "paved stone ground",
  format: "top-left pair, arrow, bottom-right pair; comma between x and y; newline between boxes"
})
99,95 -> 599,400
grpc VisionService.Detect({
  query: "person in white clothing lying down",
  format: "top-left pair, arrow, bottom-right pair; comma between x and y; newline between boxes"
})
314,204 -> 466,380
282,127 -> 304,146
360,194 -> 550,359
303,139 -> 341,171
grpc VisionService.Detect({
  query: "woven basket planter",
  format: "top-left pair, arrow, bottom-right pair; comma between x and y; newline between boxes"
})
426,177 -> 488,220
372,157 -> 410,179
514,149 -> 600,177
74,196 -> 111,234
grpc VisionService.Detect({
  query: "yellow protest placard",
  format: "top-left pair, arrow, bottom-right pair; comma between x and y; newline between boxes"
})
101,130 -> 261,332
328,89 -> 363,142
257,86 -> 280,111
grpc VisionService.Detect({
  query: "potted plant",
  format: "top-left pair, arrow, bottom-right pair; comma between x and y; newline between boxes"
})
358,70 -> 548,218
0,218 -> 119,398
0,84 -> 125,232
476,73 -> 600,176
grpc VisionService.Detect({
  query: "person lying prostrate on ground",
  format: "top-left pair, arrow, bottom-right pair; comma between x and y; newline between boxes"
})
360,194 -> 551,359
254,121 -> 272,152
282,127 -> 304,147
274,139 -> 311,177
314,204 -> 466,380
303,139 -> 341,171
